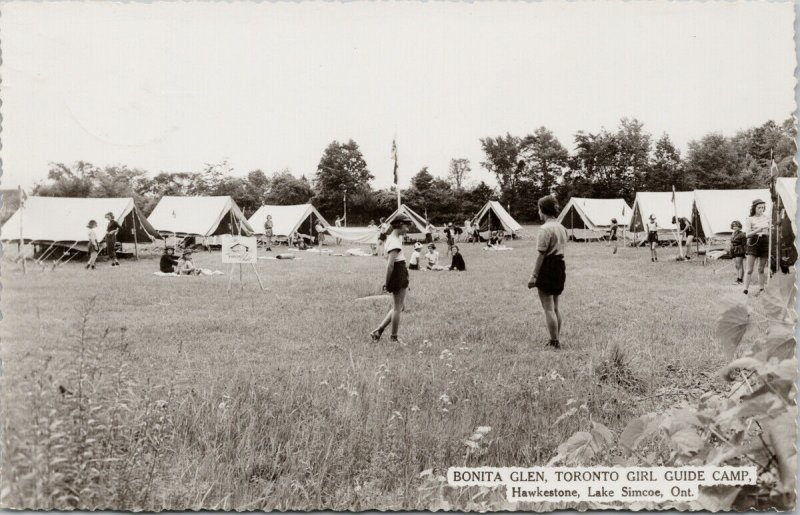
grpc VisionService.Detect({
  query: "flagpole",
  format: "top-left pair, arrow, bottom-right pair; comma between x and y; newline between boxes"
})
18,186 -> 26,275
767,152 -> 776,282
672,185 -> 683,259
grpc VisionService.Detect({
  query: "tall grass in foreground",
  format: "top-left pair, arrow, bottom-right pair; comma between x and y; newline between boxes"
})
2,302 -> 657,510
1,237 -> 733,510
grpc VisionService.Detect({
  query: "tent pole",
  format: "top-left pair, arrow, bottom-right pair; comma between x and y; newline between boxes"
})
132,209 -> 139,260
19,198 -> 26,275
776,194 -> 782,273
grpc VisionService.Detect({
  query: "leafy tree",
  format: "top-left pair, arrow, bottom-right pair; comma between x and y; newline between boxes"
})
447,158 -> 471,190
685,133 -> 750,189
645,133 -> 685,191
480,133 -> 525,216
34,161 -> 99,197
518,127 -> 569,217
265,170 -> 314,206
616,118 -> 652,196
314,140 -> 373,218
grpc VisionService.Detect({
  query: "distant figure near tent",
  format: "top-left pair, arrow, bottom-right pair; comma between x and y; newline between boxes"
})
160,247 -> 179,273
646,215 -> 659,262
609,218 -> 619,254
105,212 -> 121,267
672,215 -> 694,259
86,220 -> 99,270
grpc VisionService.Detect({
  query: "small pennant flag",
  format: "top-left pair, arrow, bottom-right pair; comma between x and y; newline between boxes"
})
391,139 -> 398,186
18,186 -> 27,207
770,158 -> 779,178
671,185 -> 676,204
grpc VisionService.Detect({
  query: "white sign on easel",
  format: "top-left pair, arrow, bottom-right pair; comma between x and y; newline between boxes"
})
221,235 -> 266,291
221,235 -> 258,263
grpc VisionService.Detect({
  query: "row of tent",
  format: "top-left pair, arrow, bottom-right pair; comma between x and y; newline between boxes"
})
558,178 -> 798,241
0,195 -> 523,249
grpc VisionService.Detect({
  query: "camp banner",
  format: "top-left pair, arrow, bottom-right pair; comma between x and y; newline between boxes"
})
221,235 -> 258,264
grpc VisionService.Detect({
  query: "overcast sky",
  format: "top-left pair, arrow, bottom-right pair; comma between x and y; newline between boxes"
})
1,2 -> 795,191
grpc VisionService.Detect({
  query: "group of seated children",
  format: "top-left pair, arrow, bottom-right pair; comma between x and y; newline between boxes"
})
409,242 -> 466,272
160,247 -> 204,275
486,230 -> 507,248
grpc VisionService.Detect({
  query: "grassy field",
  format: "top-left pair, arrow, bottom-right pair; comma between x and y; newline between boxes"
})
0,227 -> 742,510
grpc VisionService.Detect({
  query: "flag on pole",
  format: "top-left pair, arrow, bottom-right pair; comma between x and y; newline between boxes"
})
18,186 -> 27,208
391,139 -> 398,186
770,156 -> 779,178
671,185 -> 676,204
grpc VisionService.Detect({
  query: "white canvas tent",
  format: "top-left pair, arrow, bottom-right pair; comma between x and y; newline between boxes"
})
248,204 -> 329,240
1,196 -> 160,253
386,204 -> 429,234
692,189 -> 771,240
558,197 -> 631,240
776,177 -> 797,235
472,201 -> 522,236
629,191 -> 694,236
147,196 -> 253,237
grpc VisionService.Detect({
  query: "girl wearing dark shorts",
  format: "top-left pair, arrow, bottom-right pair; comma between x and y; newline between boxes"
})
743,199 -> 769,295
729,220 -> 746,285
609,218 -> 619,254
105,212 -> 121,267
646,214 -> 659,262
370,214 -> 412,344
528,195 -> 568,349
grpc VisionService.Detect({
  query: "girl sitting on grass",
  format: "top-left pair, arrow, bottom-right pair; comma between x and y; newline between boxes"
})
729,220 -> 746,285
449,245 -> 466,271
370,214 -> 412,344
528,195 -> 568,349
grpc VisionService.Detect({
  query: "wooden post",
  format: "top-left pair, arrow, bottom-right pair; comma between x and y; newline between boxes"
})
132,210 -> 139,260
19,193 -> 26,275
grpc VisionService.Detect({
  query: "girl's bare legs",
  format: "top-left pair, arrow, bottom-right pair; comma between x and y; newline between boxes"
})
537,290 -> 559,341
756,256 -> 767,291
88,251 -> 98,267
743,254 -> 756,292
734,256 -> 744,282
375,288 -> 406,337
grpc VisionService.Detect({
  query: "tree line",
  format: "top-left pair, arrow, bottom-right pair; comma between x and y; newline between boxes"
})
32,117 -> 795,225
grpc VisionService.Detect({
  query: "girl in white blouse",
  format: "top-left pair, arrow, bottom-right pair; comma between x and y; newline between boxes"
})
743,199 -> 770,295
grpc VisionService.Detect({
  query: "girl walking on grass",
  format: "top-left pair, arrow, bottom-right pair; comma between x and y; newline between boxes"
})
528,195 -> 568,349
743,199 -> 770,295
370,215 -> 412,344
729,220 -> 746,285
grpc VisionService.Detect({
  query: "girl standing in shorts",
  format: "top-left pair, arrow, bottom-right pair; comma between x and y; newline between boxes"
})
646,214 -> 659,262
743,199 -> 770,295
729,220 -> 746,285
528,195 -> 568,349
105,212 -> 121,267
86,220 -> 99,270
609,218 -> 619,254
370,215 -> 412,343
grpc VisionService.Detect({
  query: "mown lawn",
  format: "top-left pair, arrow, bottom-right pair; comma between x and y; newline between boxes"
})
0,227 -> 739,510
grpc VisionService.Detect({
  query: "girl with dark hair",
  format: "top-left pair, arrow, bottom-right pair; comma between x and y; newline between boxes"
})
672,215 -> 694,259
105,212 -> 121,267
743,199 -> 769,295
528,195 -> 568,349
646,214 -> 659,262
370,215 -> 412,344
609,218 -> 619,254
729,220 -> 746,285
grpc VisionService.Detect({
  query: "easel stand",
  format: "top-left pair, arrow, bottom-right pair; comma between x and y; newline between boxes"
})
227,262 -> 267,292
